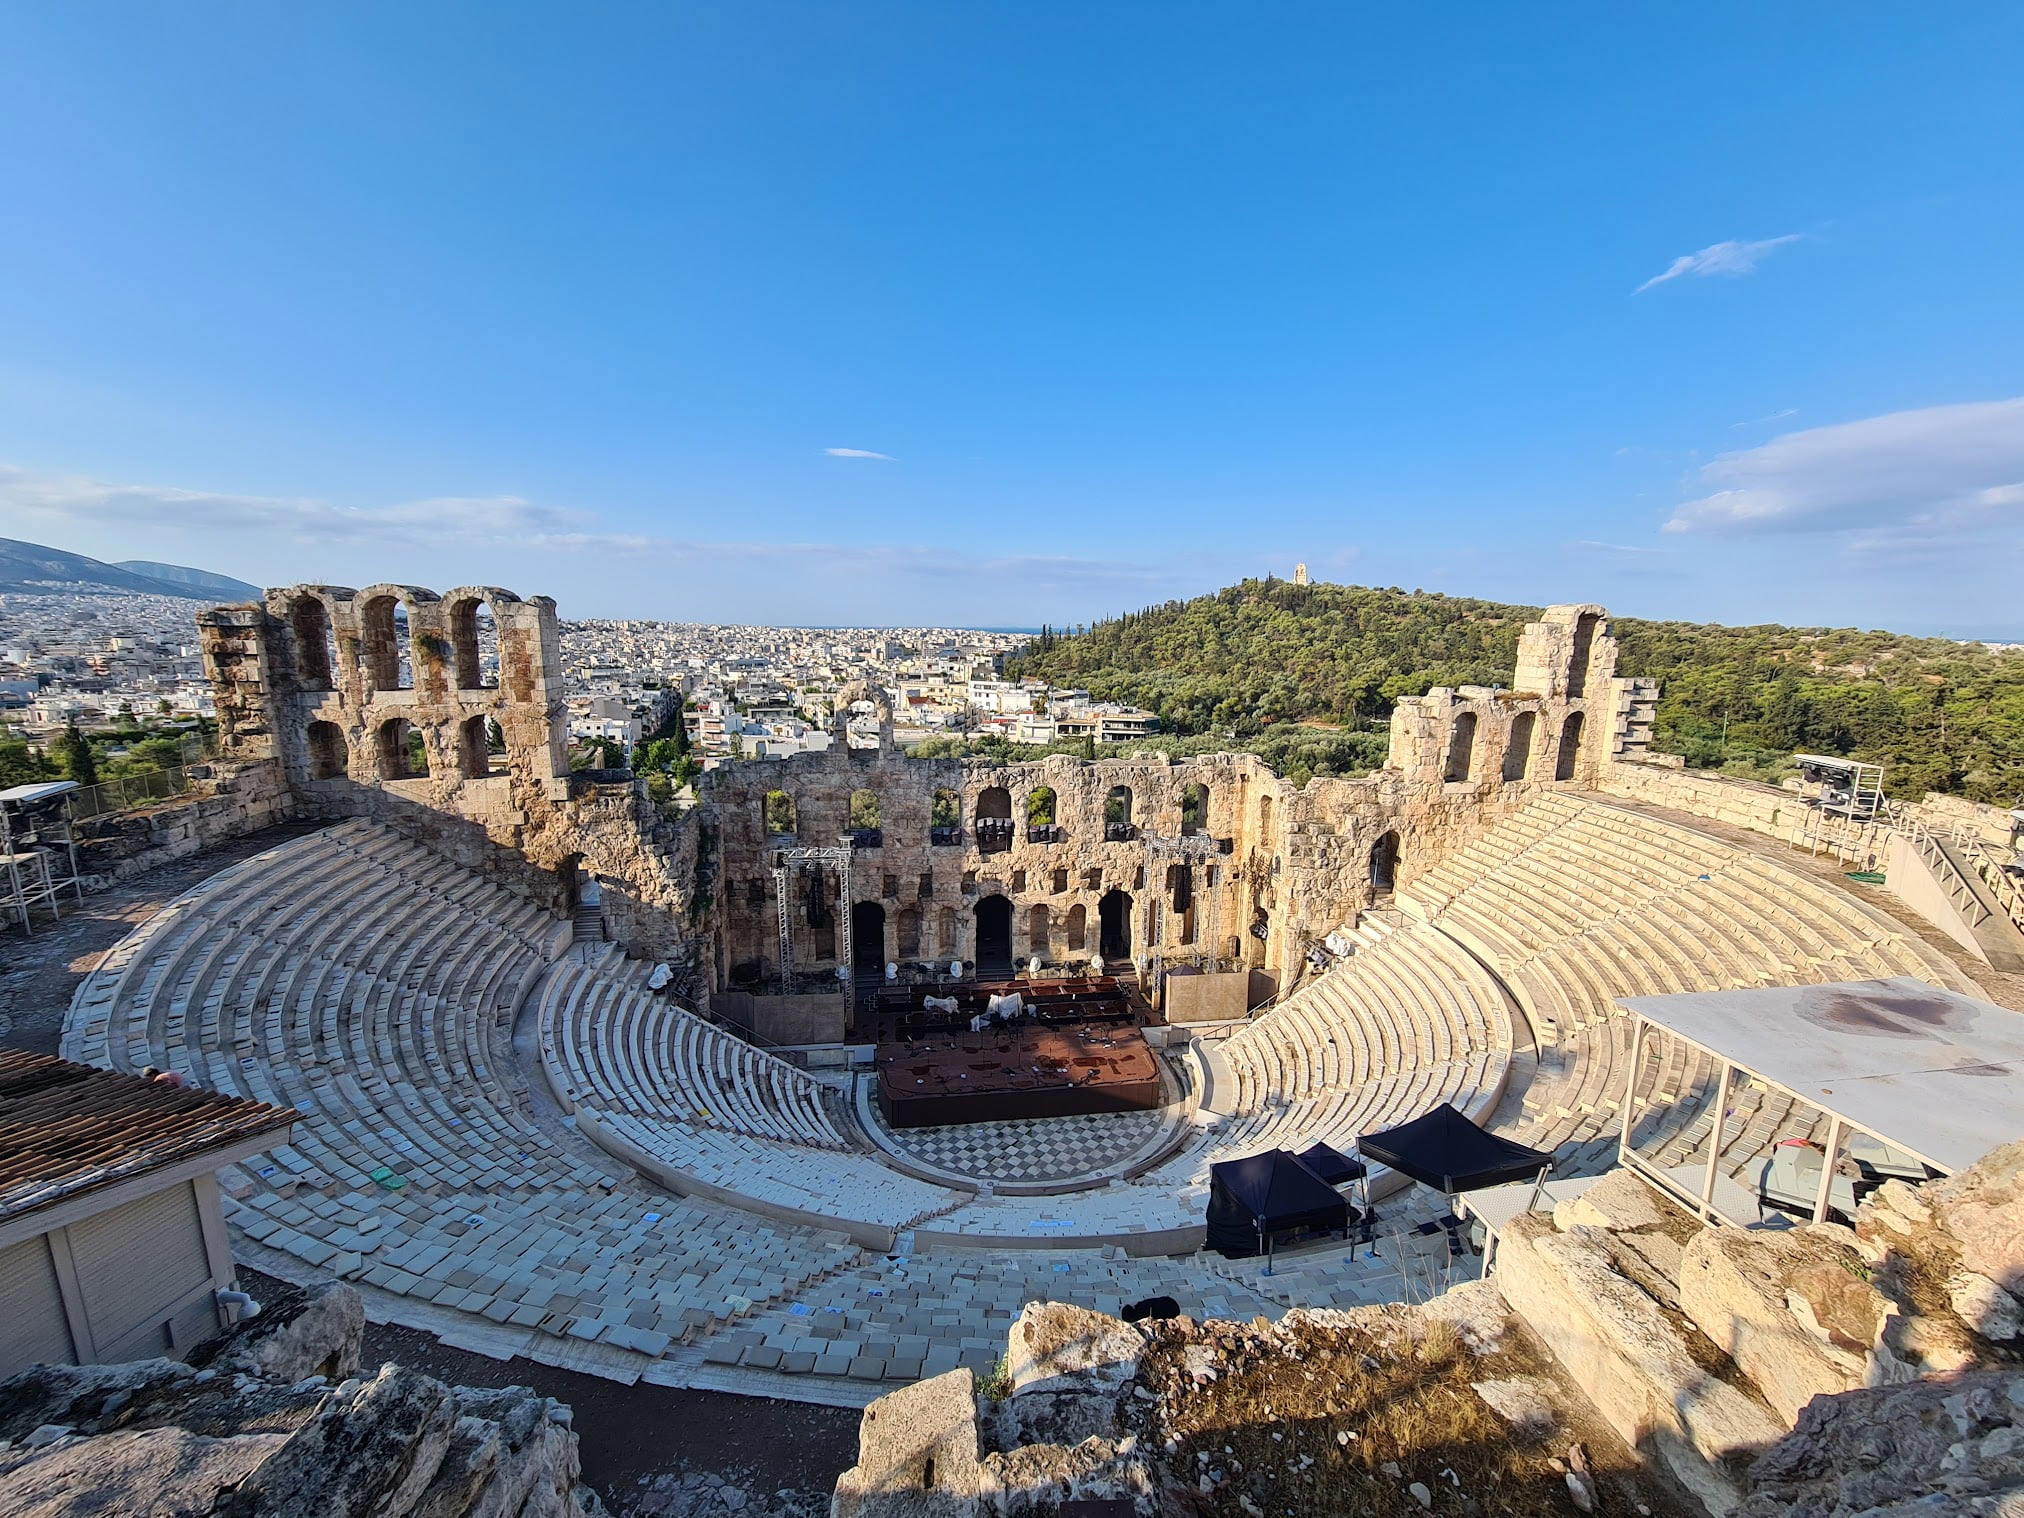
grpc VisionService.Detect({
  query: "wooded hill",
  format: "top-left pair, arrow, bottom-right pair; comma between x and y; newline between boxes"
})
1004,579 -> 2024,805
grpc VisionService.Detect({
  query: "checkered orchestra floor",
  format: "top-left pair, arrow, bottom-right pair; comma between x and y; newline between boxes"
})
865,1099 -> 1173,1184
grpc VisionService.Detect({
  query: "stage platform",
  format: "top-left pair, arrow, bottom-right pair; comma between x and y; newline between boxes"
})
875,1022 -> 1163,1128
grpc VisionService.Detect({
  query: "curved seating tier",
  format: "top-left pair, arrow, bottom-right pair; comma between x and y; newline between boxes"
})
64,822 -> 868,1354
1195,917 -> 1511,1166
1404,791 -> 1971,1179
537,955 -> 955,1230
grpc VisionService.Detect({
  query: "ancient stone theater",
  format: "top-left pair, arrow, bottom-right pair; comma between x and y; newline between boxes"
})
55,580 -> 2024,1420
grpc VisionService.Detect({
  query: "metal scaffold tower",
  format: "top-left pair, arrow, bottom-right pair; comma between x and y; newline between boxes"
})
1,781 -> 84,936
770,844 -> 853,990
1141,831 -> 1230,1001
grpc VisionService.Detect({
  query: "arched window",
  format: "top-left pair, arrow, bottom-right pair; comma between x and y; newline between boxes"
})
360,595 -> 412,691
849,789 -> 882,846
374,717 -> 426,780
763,789 -> 797,838
1027,903 -> 1051,957
1502,711 -> 1536,782
975,786 -> 1013,854
458,714 -> 498,779
1555,711 -> 1585,781
448,598 -> 497,690
1065,903 -> 1088,953
1104,786 -> 1136,842
896,905 -> 922,959
1258,794 -> 1273,834
1443,712 -> 1477,783
289,597 -> 336,689
1025,786 -> 1058,842
937,906 -> 964,959
930,788 -> 962,845
306,720 -> 348,780
1567,612 -> 1601,699
1179,782 -> 1209,836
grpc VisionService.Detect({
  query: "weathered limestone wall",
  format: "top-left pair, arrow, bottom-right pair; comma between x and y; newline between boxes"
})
701,747 -> 1277,990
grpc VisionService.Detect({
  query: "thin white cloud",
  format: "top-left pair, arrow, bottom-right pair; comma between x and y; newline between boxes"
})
0,462 -> 1174,592
1634,235 -> 1802,294
1663,398 -> 2024,545
1731,408 -> 1798,429
1570,540 -> 1664,555
823,447 -> 894,460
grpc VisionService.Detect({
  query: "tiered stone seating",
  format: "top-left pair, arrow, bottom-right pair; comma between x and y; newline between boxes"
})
537,954 -> 954,1230
1404,791 -> 1970,1178
1199,918 -> 1512,1162
64,822 -> 867,1356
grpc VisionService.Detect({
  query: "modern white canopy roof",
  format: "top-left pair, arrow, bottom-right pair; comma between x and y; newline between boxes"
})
1617,977 -> 2024,1175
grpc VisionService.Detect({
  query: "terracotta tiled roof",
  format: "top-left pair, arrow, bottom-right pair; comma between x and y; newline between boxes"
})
0,1048 -> 295,1221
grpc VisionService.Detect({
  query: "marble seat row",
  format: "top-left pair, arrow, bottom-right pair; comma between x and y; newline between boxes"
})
539,955 -> 853,1149
64,822 -> 872,1356
539,950 -> 956,1231
1405,791 -> 1966,1181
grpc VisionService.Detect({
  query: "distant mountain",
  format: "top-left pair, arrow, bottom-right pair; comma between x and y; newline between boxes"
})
113,558 -> 262,601
0,537 -> 260,600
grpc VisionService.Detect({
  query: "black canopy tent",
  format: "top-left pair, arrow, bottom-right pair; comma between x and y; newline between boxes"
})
1295,1141 -> 1366,1186
1359,1103 -> 1553,1194
1206,1149 -> 1351,1261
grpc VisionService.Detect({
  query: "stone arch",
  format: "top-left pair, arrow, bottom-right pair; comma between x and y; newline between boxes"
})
1024,786 -> 1057,828
1555,710 -> 1585,781
1104,785 -> 1136,841
1179,782 -> 1209,836
306,720 -> 348,780
445,593 -> 498,691
1444,711 -> 1478,783
1567,612 -> 1602,700
975,786 -> 1013,853
849,788 -> 882,844
1369,830 -> 1399,894
1258,793 -> 1273,835
832,680 -> 894,750
763,789 -> 797,839
1026,903 -> 1050,958
896,904 -> 923,959
356,585 -> 437,692
931,788 -> 962,844
458,714 -> 498,779
1064,902 -> 1088,953
975,894 -> 1013,976
937,905 -> 964,961
1098,888 -> 1133,962
1502,710 -> 1537,782
851,901 -> 886,975
373,717 -> 425,780
288,594 -> 338,690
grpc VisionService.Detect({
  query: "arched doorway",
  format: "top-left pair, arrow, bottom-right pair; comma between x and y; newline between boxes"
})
1502,711 -> 1536,782
1369,831 -> 1399,896
1555,711 -> 1585,781
1098,889 -> 1133,964
974,894 -> 1013,978
851,901 -> 886,976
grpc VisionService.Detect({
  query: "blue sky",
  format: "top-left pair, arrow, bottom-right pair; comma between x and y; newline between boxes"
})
2,4 -> 2021,635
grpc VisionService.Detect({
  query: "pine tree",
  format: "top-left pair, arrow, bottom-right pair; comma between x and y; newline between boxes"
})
56,725 -> 98,787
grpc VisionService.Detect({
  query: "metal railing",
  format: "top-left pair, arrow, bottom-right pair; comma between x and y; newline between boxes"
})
68,764 -> 198,820
1903,815 -> 2024,939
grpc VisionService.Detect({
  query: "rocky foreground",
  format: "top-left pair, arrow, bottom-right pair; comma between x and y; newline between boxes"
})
0,1281 -> 601,1518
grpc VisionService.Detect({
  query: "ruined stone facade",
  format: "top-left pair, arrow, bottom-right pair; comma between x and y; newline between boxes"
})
198,584 -> 697,959
194,590 -> 1654,1005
